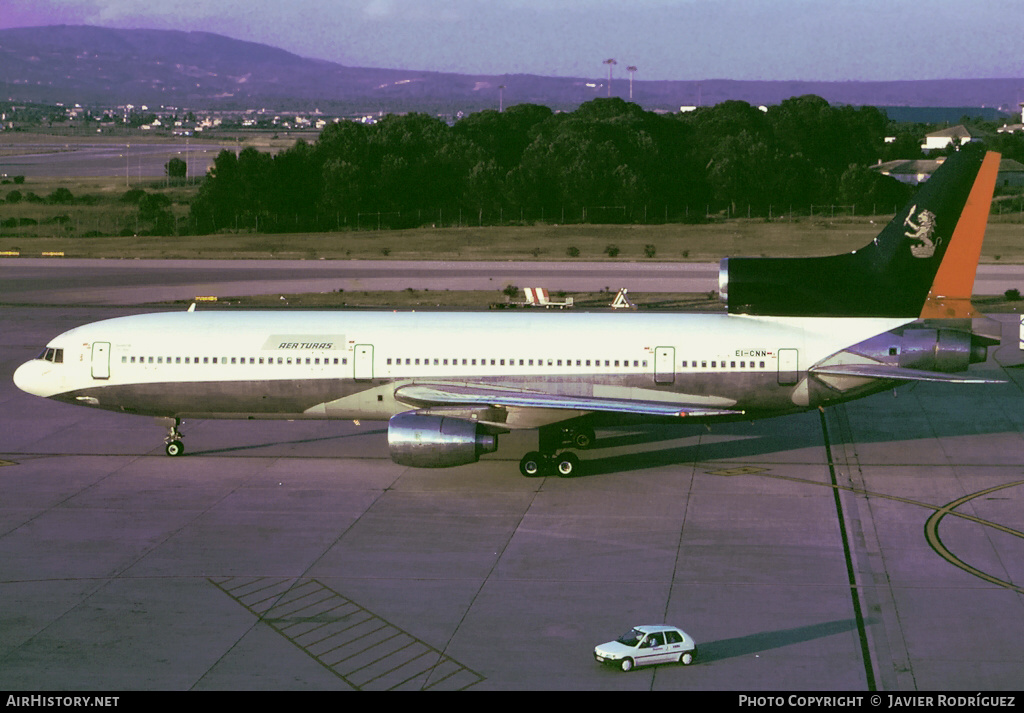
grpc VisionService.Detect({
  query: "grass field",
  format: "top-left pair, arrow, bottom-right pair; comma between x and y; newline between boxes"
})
3,215 -> 1023,263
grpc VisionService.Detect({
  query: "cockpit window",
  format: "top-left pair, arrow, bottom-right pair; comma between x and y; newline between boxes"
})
37,348 -> 64,364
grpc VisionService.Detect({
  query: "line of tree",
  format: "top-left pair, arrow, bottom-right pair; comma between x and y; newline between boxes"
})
188,95 -> 940,234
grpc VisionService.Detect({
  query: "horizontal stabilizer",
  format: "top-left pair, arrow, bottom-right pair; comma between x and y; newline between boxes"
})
395,383 -> 745,418
810,363 -> 1004,384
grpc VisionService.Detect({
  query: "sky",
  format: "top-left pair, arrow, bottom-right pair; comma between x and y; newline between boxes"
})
2,0 -> 1021,82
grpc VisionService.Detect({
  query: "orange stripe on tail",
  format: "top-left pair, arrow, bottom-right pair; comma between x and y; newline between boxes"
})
919,151 -> 1001,319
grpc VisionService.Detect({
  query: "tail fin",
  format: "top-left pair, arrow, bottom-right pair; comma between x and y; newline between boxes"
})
719,148 -> 1001,317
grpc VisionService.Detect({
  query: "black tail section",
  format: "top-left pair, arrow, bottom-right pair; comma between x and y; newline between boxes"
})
719,147 -> 998,317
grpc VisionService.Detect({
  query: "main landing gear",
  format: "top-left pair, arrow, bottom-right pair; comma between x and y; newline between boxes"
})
519,450 -> 580,478
518,424 -> 595,478
164,417 -> 185,457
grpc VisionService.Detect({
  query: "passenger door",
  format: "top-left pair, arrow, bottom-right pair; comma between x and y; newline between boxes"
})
91,342 -> 110,380
354,344 -> 374,381
777,348 -> 799,385
640,632 -> 668,664
654,347 -> 675,384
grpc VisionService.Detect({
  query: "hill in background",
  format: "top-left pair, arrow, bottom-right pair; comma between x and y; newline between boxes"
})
1,25 -> 1022,117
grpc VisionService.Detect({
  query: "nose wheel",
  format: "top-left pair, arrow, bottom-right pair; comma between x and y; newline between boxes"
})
163,418 -> 185,457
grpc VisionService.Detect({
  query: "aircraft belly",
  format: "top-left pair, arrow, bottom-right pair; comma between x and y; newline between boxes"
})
54,379 -> 359,419
306,381 -> 406,419
53,371 -> 818,423
669,371 -> 794,413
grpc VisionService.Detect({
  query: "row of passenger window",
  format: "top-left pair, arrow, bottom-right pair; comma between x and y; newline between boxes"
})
383,357 -> 767,369
119,354 -> 768,370
123,355 -> 348,366
684,360 -> 766,369
386,357 -> 650,368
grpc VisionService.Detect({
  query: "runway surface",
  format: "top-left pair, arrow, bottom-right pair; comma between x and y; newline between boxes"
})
2,271 -> 1023,690
0,142 -> 226,179
3,257 -> 1024,305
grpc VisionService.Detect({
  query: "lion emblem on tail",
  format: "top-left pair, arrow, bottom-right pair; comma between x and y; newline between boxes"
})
903,205 -> 939,258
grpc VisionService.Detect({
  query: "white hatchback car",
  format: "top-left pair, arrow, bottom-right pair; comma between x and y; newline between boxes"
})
594,625 -> 697,672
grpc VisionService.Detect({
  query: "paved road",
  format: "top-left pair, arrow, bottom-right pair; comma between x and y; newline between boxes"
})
3,257 -> 1023,305
1,142 -> 226,179
0,258 -> 720,304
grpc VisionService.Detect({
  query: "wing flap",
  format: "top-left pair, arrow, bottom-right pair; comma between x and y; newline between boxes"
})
394,383 -> 744,418
810,363 -> 1004,384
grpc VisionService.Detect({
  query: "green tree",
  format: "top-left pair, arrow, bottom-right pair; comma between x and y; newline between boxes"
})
837,164 -> 912,210
47,187 -> 74,204
138,193 -> 174,234
190,150 -> 243,232
165,157 -> 187,179
138,193 -> 171,221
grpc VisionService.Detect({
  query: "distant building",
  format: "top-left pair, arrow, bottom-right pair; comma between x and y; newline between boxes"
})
921,125 -> 980,153
873,156 -> 1024,189
872,158 -> 946,185
996,102 -> 1024,134
997,158 -> 1024,189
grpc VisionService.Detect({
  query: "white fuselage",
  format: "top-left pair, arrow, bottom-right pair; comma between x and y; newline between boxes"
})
14,309 -> 912,424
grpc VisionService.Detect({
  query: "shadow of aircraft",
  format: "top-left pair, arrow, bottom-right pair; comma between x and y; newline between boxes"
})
571,376 -> 1024,477
189,428 -> 388,456
696,618 -> 870,663
576,412 -> 826,477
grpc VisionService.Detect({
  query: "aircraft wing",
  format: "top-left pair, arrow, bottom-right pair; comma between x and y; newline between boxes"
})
810,363 -> 1004,384
394,383 -> 745,418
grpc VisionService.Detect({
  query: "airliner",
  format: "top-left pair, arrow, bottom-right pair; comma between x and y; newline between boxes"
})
13,149 -> 1004,477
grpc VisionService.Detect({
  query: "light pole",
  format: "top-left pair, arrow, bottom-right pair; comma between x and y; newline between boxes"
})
499,84 -> 505,113
627,66 -> 637,100
603,58 -> 617,97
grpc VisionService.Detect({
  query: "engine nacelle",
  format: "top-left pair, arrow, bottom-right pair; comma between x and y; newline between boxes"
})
897,328 -> 988,372
846,327 -> 992,374
388,412 -> 499,468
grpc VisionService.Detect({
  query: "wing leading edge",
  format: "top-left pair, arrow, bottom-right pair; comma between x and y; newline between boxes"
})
394,383 -> 746,418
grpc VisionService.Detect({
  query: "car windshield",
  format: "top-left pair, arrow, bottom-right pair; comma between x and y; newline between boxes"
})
616,629 -> 644,647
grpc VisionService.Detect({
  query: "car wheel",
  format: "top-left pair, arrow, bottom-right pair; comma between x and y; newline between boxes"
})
679,651 -> 694,665
620,658 -> 634,672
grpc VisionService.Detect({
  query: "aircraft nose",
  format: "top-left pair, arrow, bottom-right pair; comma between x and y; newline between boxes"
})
13,360 -> 52,398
